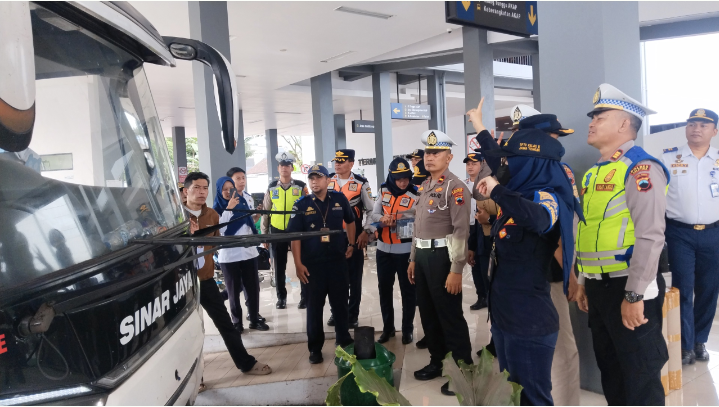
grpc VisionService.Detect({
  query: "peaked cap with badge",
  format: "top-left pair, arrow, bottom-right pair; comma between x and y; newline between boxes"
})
407,149 -> 425,159
275,151 -> 296,165
421,129 -> 456,150
519,113 -> 575,137
687,108 -> 718,124
510,104 -> 541,128
484,128 -> 565,161
308,164 -> 329,177
463,149 -> 485,163
331,149 -> 355,163
388,157 -> 413,178
587,83 -> 657,121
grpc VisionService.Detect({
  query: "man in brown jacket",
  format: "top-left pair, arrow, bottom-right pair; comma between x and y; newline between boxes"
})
184,172 -> 271,375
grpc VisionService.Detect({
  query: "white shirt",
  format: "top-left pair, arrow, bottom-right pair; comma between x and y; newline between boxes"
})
465,178 -> 478,226
661,144 -> 719,225
218,190 -> 259,263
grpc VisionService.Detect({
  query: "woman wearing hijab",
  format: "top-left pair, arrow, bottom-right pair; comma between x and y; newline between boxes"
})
214,176 -> 270,332
370,157 -> 418,345
474,128 -> 584,407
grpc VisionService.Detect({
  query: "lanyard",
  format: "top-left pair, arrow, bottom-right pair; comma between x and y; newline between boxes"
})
311,195 -> 331,228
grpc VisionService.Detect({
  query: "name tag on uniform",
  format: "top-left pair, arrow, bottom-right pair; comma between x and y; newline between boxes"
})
321,228 -> 330,242
711,183 -> 719,198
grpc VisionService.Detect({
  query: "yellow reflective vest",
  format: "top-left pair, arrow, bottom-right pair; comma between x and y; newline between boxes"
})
269,180 -> 306,230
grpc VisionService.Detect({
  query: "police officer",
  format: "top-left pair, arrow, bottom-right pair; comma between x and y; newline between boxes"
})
327,149 -> 375,328
286,164 -> 356,364
661,108 -> 719,365
408,129 -> 473,396
260,152 -> 309,309
518,113 -> 582,406
407,148 -> 425,168
411,158 -> 429,187
370,157 -> 418,345
573,84 -> 670,405
464,150 -> 490,310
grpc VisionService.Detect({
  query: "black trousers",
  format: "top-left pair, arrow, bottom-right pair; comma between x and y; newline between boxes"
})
415,247 -> 473,366
472,235 -> 492,300
347,247 -> 364,322
306,259 -> 353,353
376,250 -> 416,334
221,258 -> 260,325
270,226 -> 307,300
199,279 -> 257,372
586,274 -> 668,406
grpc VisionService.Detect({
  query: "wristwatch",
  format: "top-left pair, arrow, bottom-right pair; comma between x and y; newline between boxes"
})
348,243 -> 357,248
624,291 -> 644,303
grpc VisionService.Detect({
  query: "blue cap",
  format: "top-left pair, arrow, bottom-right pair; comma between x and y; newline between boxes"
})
519,114 -> 575,137
688,108 -> 717,124
389,157 -> 413,178
483,128 -> 565,161
308,164 -> 329,177
463,150 -> 485,163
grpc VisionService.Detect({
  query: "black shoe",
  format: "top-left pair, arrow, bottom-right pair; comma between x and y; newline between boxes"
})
695,343 -> 710,362
416,336 -> 428,349
327,316 -> 335,326
441,382 -> 455,396
469,298 -> 488,310
298,298 -> 307,309
276,299 -> 286,309
378,331 -> 395,343
309,352 -> 323,364
246,313 -> 266,323
249,321 -> 270,331
349,320 -> 359,329
233,323 -> 244,334
682,349 -> 696,365
335,339 -> 354,349
414,364 -> 442,381
402,332 -> 414,345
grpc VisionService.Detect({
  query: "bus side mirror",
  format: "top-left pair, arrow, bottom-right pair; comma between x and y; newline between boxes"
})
163,36 -> 238,155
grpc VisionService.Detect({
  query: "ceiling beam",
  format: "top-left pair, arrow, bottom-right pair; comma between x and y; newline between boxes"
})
640,16 -> 719,41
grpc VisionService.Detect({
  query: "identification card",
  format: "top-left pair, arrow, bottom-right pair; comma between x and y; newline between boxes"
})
711,183 -> 719,198
320,227 -> 330,242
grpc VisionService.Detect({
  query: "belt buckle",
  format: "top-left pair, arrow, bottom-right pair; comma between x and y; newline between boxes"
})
695,224 -> 706,231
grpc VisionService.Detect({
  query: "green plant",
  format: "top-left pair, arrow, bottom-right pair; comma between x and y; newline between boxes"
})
326,346 -> 522,406
442,348 -> 523,406
327,346 -> 410,406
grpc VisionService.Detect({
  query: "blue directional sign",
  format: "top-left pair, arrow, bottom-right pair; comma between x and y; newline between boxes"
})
391,103 -> 431,120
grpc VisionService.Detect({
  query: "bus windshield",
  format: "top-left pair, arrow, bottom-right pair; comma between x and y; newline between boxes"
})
0,4 -> 183,292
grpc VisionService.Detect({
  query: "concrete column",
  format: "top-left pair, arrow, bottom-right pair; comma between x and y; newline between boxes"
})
463,27 -> 495,158
531,54 -> 541,111
236,110 -> 246,169
189,1 -> 235,202
334,114 -> 346,150
265,129 -> 278,181
372,72 -> 393,187
538,2 -> 642,394
427,72 -> 447,133
310,73 -> 335,167
171,126 -> 187,181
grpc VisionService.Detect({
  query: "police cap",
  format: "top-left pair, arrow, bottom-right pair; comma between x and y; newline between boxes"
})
308,164 -> 329,177
519,114 -> 575,137
332,149 -> 355,162
484,128 -> 565,161
687,108 -> 718,124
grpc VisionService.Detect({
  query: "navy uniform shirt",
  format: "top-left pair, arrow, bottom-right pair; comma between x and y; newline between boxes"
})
286,191 -> 355,265
489,184 -> 561,337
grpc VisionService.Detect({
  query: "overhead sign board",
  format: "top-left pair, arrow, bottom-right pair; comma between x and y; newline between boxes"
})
391,103 -> 432,120
352,120 -> 375,133
445,1 -> 538,38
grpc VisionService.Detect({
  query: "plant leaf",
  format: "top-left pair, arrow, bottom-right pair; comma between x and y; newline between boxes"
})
326,371 -> 351,406
442,352 -> 475,406
443,349 -> 523,406
334,346 -> 411,406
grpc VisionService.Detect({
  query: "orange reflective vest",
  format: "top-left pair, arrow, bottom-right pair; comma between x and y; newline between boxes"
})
377,186 -> 417,244
328,174 -> 365,229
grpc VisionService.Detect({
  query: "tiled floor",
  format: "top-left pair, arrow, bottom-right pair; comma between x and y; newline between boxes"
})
202,246 -> 719,405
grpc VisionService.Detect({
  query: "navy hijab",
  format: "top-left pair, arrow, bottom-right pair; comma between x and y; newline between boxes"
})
213,176 -> 257,236
505,155 -> 585,294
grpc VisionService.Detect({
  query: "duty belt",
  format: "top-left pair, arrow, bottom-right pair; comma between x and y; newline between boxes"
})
582,270 -> 629,280
666,218 -> 719,231
415,238 -> 448,249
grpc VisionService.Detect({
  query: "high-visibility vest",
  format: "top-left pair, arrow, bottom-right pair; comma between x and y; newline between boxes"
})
377,186 -> 418,244
576,146 -> 669,274
269,180 -> 305,230
328,173 -> 368,228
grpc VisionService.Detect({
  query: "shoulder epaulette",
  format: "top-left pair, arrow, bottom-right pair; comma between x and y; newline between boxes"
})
295,195 -> 310,204
328,172 -> 337,178
294,179 -> 307,187
268,179 -> 279,188
663,147 -> 678,153
353,173 -> 368,183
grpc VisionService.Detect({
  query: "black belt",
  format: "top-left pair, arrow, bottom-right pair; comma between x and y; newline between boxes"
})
666,218 -> 719,231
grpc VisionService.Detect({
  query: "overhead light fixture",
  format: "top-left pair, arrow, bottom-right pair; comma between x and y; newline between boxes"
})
247,119 -> 263,124
178,107 -> 194,110
235,75 -> 246,78
320,50 -> 353,63
275,112 -> 302,115
335,6 -> 393,20
280,49 -> 287,52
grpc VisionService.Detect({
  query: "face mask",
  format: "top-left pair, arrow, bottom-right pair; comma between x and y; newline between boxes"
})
496,162 -> 511,186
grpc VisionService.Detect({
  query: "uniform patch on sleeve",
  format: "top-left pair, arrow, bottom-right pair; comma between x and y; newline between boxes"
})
290,205 -> 298,218
629,164 -> 650,175
636,173 -> 652,192
452,188 -> 465,205
534,190 -> 558,230
499,228 -> 507,239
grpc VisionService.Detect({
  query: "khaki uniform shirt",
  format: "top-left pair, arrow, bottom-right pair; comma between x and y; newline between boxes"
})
410,169 -> 472,274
